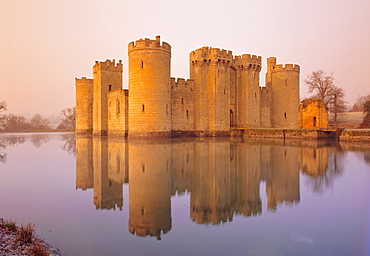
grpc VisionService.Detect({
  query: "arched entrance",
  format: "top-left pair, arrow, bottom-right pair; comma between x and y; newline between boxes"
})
230,110 -> 235,127
313,116 -> 317,127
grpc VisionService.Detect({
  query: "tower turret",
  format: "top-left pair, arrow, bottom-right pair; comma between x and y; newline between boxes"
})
189,47 -> 233,135
92,59 -> 123,136
233,54 -> 262,128
128,36 -> 172,137
75,77 -> 93,133
267,58 -> 300,128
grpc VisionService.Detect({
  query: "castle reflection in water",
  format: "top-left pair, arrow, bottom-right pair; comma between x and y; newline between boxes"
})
75,136 -> 338,240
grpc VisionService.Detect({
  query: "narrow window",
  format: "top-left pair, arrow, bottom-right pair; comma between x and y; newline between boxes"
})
142,165 -> 145,173
116,100 -> 120,114
313,116 -> 317,127
186,110 -> 189,119
142,104 -> 145,112
109,85 -> 112,91
141,208 -> 145,216
182,98 -> 184,104
255,92 -> 257,98
141,61 -> 144,68
116,156 -> 120,174
166,104 -> 168,115
284,113 -> 287,118
285,80 -> 288,86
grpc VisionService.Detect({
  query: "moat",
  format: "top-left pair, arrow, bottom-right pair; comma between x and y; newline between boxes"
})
0,133 -> 369,256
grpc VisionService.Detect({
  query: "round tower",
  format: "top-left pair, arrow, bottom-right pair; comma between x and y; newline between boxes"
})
128,36 -> 172,137
269,60 -> 300,128
75,77 -> 93,133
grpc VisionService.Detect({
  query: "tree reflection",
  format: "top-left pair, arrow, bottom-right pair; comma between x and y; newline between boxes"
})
60,133 -> 75,156
0,136 -> 26,163
30,134 -> 51,148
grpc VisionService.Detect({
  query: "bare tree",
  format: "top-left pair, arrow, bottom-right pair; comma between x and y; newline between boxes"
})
329,86 -> 348,124
0,101 -> 6,130
57,107 -> 76,130
305,70 -> 347,124
30,114 -> 51,130
352,93 -> 370,112
304,70 -> 334,108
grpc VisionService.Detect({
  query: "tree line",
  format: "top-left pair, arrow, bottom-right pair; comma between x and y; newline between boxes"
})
0,102 -> 75,132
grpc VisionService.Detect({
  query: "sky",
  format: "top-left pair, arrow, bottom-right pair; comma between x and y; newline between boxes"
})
1,0 -> 370,116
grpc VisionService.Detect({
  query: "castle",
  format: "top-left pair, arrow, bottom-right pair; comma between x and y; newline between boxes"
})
75,36 -> 300,137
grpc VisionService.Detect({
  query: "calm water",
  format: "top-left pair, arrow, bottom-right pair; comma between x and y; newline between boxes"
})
0,133 -> 369,256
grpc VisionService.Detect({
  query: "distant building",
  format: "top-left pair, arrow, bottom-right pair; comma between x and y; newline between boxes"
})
76,36 -> 300,137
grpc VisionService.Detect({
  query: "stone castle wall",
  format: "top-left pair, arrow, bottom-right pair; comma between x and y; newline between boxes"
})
267,58 -> 300,129
128,36 -> 172,138
170,78 -> 195,133
260,87 -> 271,128
75,77 -> 93,133
76,36 -> 301,137
92,60 -> 123,136
298,98 -> 328,129
108,89 -> 128,136
233,54 -> 262,128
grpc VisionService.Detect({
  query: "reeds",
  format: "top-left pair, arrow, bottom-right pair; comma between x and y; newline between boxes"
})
0,218 -> 50,256
17,223 -> 36,244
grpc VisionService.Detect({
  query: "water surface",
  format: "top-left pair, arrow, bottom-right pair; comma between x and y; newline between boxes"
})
0,133 -> 369,256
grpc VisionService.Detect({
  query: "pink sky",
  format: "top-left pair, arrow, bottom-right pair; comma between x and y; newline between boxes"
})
1,0 -> 369,116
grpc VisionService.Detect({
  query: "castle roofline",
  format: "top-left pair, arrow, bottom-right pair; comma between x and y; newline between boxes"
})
128,35 -> 171,53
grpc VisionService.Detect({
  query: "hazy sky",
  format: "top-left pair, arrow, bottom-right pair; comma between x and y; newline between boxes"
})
1,0 -> 369,116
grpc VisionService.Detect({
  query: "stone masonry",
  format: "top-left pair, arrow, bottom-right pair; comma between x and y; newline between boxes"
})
76,36 -> 301,137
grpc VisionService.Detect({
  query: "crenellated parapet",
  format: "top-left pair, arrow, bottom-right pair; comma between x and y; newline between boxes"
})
190,47 -> 233,66
76,77 -> 93,83
273,64 -> 300,73
128,35 -> 171,54
171,77 -> 194,90
93,59 -> 123,73
234,54 -> 262,71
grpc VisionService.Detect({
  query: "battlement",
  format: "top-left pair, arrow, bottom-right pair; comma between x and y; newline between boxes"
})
190,47 -> 233,63
234,54 -> 262,67
75,77 -> 93,83
273,63 -> 300,72
171,77 -> 194,89
93,59 -> 123,73
128,35 -> 171,53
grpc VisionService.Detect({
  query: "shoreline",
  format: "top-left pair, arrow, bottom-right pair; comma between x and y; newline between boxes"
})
0,219 -> 62,256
